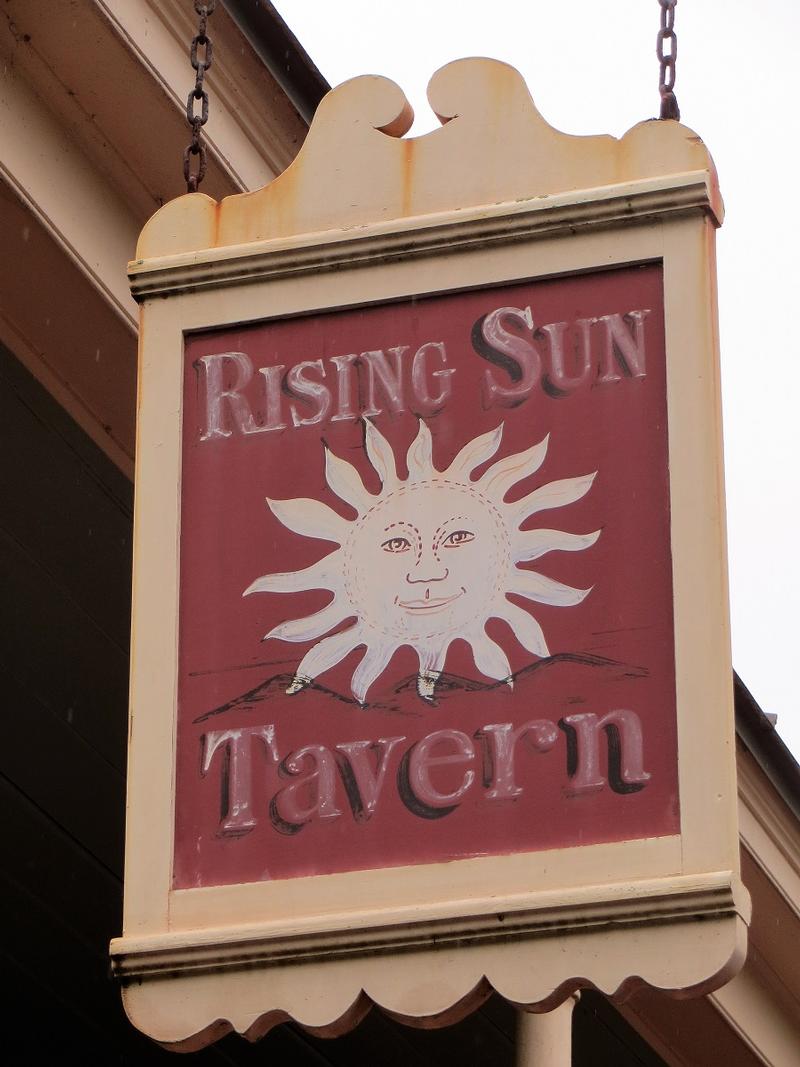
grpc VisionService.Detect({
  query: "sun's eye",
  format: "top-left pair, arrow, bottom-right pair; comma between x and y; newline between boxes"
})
443,530 -> 475,548
381,536 -> 412,553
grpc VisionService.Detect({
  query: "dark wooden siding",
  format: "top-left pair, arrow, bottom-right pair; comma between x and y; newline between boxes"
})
0,341 -> 664,1065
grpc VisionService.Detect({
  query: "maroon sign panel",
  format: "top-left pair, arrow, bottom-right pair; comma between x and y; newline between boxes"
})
174,263 -> 677,889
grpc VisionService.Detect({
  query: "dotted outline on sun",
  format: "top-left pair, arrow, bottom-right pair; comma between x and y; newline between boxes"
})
244,420 -> 600,704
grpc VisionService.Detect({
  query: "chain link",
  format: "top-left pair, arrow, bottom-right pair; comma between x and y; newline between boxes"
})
657,0 -> 680,120
183,0 -> 216,193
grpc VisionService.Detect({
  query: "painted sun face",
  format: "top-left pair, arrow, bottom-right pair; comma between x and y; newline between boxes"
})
244,420 -> 599,703
344,481 -> 510,644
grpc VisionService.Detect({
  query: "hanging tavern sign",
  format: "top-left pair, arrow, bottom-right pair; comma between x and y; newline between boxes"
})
111,59 -> 748,1048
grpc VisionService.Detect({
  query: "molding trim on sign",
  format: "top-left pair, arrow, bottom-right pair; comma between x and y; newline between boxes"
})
129,172 -> 716,299
114,869 -> 745,978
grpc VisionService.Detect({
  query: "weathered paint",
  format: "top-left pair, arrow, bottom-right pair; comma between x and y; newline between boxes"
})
174,265 -> 676,888
114,58 -> 744,1050
135,58 -> 722,260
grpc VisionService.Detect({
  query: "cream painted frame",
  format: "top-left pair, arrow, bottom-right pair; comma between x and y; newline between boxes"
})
111,60 -> 747,1049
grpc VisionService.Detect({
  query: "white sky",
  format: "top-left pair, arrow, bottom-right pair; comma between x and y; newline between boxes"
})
274,0 -> 800,759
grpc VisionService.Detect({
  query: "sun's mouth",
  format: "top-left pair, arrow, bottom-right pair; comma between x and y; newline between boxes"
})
397,588 -> 465,612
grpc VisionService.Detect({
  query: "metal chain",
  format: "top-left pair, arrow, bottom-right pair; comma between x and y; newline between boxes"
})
183,0 -> 216,193
657,0 -> 680,120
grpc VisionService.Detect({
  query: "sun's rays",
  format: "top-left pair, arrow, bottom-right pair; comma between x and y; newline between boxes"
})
364,419 -> 399,490
469,629 -> 512,686
351,641 -> 396,704
509,472 -> 596,528
406,420 -> 434,481
476,434 -> 548,499
495,599 -> 550,658
245,419 -> 599,703
509,569 -> 592,607
323,449 -> 370,514
267,497 -> 348,543
513,528 -> 600,564
243,555 -> 341,595
288,625 -> 366,693
445,423 -> 503,479
265,599 -> 352,644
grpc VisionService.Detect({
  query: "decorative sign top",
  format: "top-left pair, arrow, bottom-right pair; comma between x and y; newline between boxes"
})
113,59 -> 746,1051
134,57 -> 722,262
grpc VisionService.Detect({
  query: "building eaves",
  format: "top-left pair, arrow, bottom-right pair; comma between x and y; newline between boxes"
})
735,672 -> 800,822
222,0 -> 330,126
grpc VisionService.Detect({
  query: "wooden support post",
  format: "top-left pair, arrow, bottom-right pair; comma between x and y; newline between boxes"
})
516,994 -> 578,1067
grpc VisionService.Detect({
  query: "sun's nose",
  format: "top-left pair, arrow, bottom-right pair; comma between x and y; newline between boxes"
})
407,558 -> 449,584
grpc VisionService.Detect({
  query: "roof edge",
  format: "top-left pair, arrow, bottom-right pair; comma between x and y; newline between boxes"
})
735,672 -> 800,821
221,0 -> 330,126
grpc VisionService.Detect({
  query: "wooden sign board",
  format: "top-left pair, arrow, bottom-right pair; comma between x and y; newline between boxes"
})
111,59 -> 748,1049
